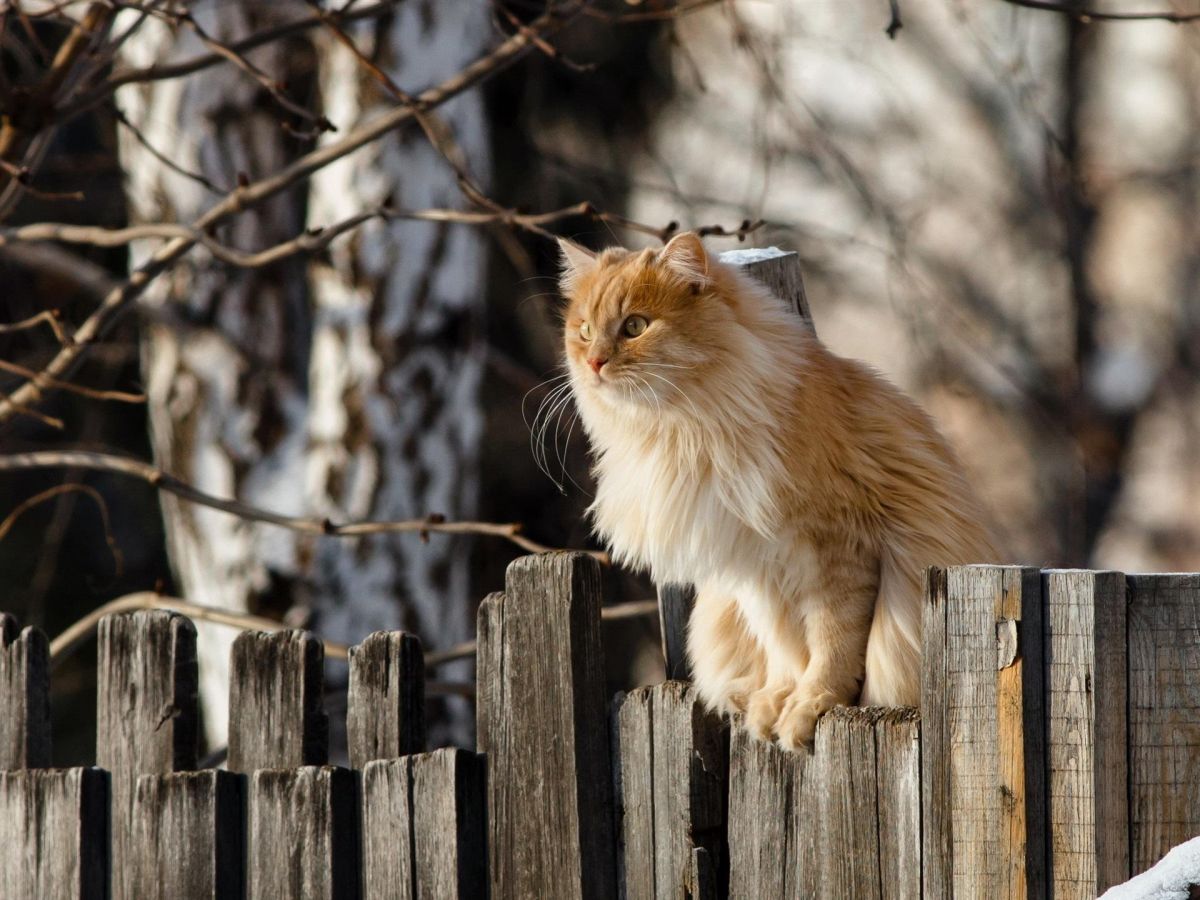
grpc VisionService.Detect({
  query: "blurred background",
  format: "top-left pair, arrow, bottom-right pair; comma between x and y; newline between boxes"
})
1,0 -> 1197,763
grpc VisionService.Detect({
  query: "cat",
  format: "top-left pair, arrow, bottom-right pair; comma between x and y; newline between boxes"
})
558,231 -> 999,750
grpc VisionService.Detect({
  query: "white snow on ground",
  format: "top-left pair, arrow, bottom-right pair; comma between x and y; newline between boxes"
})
719,247 -> 791,265
1100,836 -> 1200,900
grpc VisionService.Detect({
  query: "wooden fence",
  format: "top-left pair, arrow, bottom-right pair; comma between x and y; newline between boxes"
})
1,556 -> 1198,898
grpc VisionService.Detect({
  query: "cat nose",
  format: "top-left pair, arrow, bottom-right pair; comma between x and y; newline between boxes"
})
588,357 -> 608,375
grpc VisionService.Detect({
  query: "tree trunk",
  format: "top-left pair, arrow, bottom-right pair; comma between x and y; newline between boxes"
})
118,2 -> 490,751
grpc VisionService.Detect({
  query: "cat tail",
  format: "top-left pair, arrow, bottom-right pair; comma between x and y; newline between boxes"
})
859,544 -> 923,707
860,519 -> 1001,708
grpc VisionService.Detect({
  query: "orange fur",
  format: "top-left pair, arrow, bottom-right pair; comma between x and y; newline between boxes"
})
559,232 -> 999,750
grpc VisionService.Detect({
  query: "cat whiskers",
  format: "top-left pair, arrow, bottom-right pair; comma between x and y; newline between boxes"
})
640,369 -> 702,421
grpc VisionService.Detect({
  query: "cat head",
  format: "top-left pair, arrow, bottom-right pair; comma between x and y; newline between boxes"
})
558,232 -> 740,413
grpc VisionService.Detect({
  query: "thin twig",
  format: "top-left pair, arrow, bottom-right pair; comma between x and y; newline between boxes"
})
0,482 -> 122,573
0,449 -> 608,561
0,309 -> 67,343
0,357 -> 145,403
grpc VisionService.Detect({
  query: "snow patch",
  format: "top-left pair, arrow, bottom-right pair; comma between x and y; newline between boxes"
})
719,247 -> 793,266
1100,836 -> 1200,900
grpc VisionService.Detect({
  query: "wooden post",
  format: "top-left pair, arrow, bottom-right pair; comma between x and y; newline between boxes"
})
816,707 -> 884,899
96,610 -> 198,900
875,708 -> 922,900
0,767 -> 109,899
0,613 -> 50,769
1126,574 -> 1200,873
1044,570 -> 1129,897
347,630 -> 425,769
922,565 -> 1047,900
476,552 -> 616,900
654,249 -> 813,679
227,629 -> 327,772
727,726 -> 806,899
130,770 -> 244,900
247,766 -> 359,900
361,749 -> 487,900
614,681 -> 728,899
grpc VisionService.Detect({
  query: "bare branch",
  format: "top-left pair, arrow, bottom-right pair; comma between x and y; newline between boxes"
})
0,356 -> 145,403
0,449 -> 608,561
0,482 -> 122,574
0,308 -> 68,343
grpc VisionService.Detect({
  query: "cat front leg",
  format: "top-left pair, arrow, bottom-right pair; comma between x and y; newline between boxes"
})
687,588 -> 767,717
774,586 -> 875,752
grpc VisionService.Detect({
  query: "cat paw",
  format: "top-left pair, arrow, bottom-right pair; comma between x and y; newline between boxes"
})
746,684 -> 790,742
774,689 -> 839,753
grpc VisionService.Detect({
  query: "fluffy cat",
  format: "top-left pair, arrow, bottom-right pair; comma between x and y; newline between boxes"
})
559,231 -> 999,751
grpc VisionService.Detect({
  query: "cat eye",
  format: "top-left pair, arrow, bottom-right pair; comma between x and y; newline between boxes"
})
579,322 -> 593,341
622,315 -> 648,337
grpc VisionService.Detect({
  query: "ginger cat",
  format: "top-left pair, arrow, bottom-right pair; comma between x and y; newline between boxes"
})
559,232 -> 999,750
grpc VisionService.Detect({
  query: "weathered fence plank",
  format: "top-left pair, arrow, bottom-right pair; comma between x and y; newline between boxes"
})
361,749 -> 487,900
347,630 -> 425,769
97,610 -> 198,900
615,681 -> 728,900
655,584 -> 694,681
0,613 -> 50,769
922,565 -> 1047,900
1044,570 -> 1129,898
0,767 -> 109,900
248,766 -> 359,900
130,770 -> 244,900
1127,574 -> 1200,873
727,724 -> 805,899
817,707 -> 884,900
228,629 -> 327,772
875,707 -> 922,900
477,552 -> 616,900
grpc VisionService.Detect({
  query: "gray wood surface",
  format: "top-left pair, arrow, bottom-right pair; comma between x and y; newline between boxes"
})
0,766 -> 109,900
477,552 -> 616,900
655,585 -> 694,681
361,758 -> 415,900
615,681 -> 728,900
361,749 -> 487,900
817,707 -> 883,900
727,723 -> 806,899
228,629 -> 327,772
1127,574 -> 1200,873
1044,570 -> 1129,897
411,749 -> 487,899
347,630 -> 425,769
875,707 -> 922,900
130,770 -> 244,900
96,610 -> 198,900
0,613 -> 50,768
247,766 -> 359,900
922,565 -> 1047,900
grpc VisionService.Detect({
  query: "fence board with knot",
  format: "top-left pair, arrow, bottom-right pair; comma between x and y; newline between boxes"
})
2,558 -> 1198,898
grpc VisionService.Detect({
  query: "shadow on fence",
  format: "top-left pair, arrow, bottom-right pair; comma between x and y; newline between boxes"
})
1,554 -> 1198,898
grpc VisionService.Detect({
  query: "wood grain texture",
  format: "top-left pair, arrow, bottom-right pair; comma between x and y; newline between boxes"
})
361,758 -> 415,900
0,767 -> 109,900
816,707 -> 883,900
727,724 -> 805,899
655,584 -> 694,681
228,629 -> 327,772
410,749 -> 487,899
875,707 -> 921,900
130,770 -> 244,900
720,249 -> 814,322
0,613 -> 50,768
922,565 -> 1046,900
347,630 -> 425,769
361,750 -> 487,900
615,681 -> 728,900
1127,574 -> 1200,873
96,610 -> 198,900
1044,570 -> 1129,898
479,552 -> 616,900
247,766 -> 359,900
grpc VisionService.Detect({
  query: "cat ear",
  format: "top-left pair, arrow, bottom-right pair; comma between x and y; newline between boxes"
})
657,231 -> 711,288
557,238 -> 598,293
